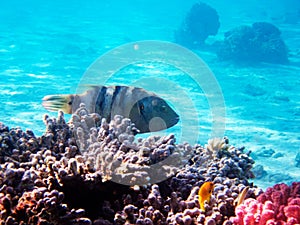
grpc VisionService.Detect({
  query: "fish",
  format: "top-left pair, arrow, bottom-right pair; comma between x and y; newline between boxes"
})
198,181 -> 214,211
42,85 -> 179,133
234,186 -> 249,207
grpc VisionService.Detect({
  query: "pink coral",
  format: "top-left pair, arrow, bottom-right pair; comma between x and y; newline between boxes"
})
284,198 -> 300,224
230,182 -> 300,225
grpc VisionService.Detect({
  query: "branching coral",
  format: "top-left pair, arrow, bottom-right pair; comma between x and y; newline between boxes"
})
230,182 -> 300,224
68,104 -> 191,186
0,106 -> 266,225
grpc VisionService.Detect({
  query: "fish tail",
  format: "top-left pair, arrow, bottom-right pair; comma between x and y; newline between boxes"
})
199,200 -> 205,211
199,197 -> 205,211
42,94 -> 74,114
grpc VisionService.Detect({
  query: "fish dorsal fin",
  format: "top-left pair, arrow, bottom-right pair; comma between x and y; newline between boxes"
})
77,84 -> 104,92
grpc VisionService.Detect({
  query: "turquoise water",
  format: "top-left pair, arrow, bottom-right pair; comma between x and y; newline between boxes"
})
1,0 -> 299,189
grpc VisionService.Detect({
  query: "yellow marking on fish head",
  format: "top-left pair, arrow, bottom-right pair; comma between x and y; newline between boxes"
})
198,181 -> 214,211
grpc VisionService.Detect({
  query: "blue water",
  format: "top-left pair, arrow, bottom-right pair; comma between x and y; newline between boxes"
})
1,0 -> 299,189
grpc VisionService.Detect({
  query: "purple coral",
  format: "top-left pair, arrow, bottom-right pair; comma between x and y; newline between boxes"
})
0,105 -> 267,225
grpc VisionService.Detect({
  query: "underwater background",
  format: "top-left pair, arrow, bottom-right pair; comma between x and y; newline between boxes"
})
1,0 -> 300,194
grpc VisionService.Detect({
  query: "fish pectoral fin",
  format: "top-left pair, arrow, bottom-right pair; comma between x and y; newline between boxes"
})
42,94 -> 73,114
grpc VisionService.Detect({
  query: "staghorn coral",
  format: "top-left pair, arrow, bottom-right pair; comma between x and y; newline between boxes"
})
230,182 -> 300,225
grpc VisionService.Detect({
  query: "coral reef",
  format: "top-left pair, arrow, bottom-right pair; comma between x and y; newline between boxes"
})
230,182 -> 300,225
0,121 -> 91,225
0,105 -> 269,225
69,103 -> 190,186
217,22 -> 289,64
175,2 -> 220,48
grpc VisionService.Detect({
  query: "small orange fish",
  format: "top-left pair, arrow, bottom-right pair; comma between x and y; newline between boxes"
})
198,181 -> 214,211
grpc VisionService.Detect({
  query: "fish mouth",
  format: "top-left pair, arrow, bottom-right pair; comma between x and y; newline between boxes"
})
169,115 -> 180,127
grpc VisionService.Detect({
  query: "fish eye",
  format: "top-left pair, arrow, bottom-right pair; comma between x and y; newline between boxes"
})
161,105 -> 167,111
140,103 -> 144,111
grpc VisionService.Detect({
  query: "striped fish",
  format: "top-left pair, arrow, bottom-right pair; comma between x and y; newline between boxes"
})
42,85 -> 179,133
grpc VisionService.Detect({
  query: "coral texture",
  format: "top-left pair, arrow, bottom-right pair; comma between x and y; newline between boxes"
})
0,105 -> 262,225
230,182 -> 300,225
